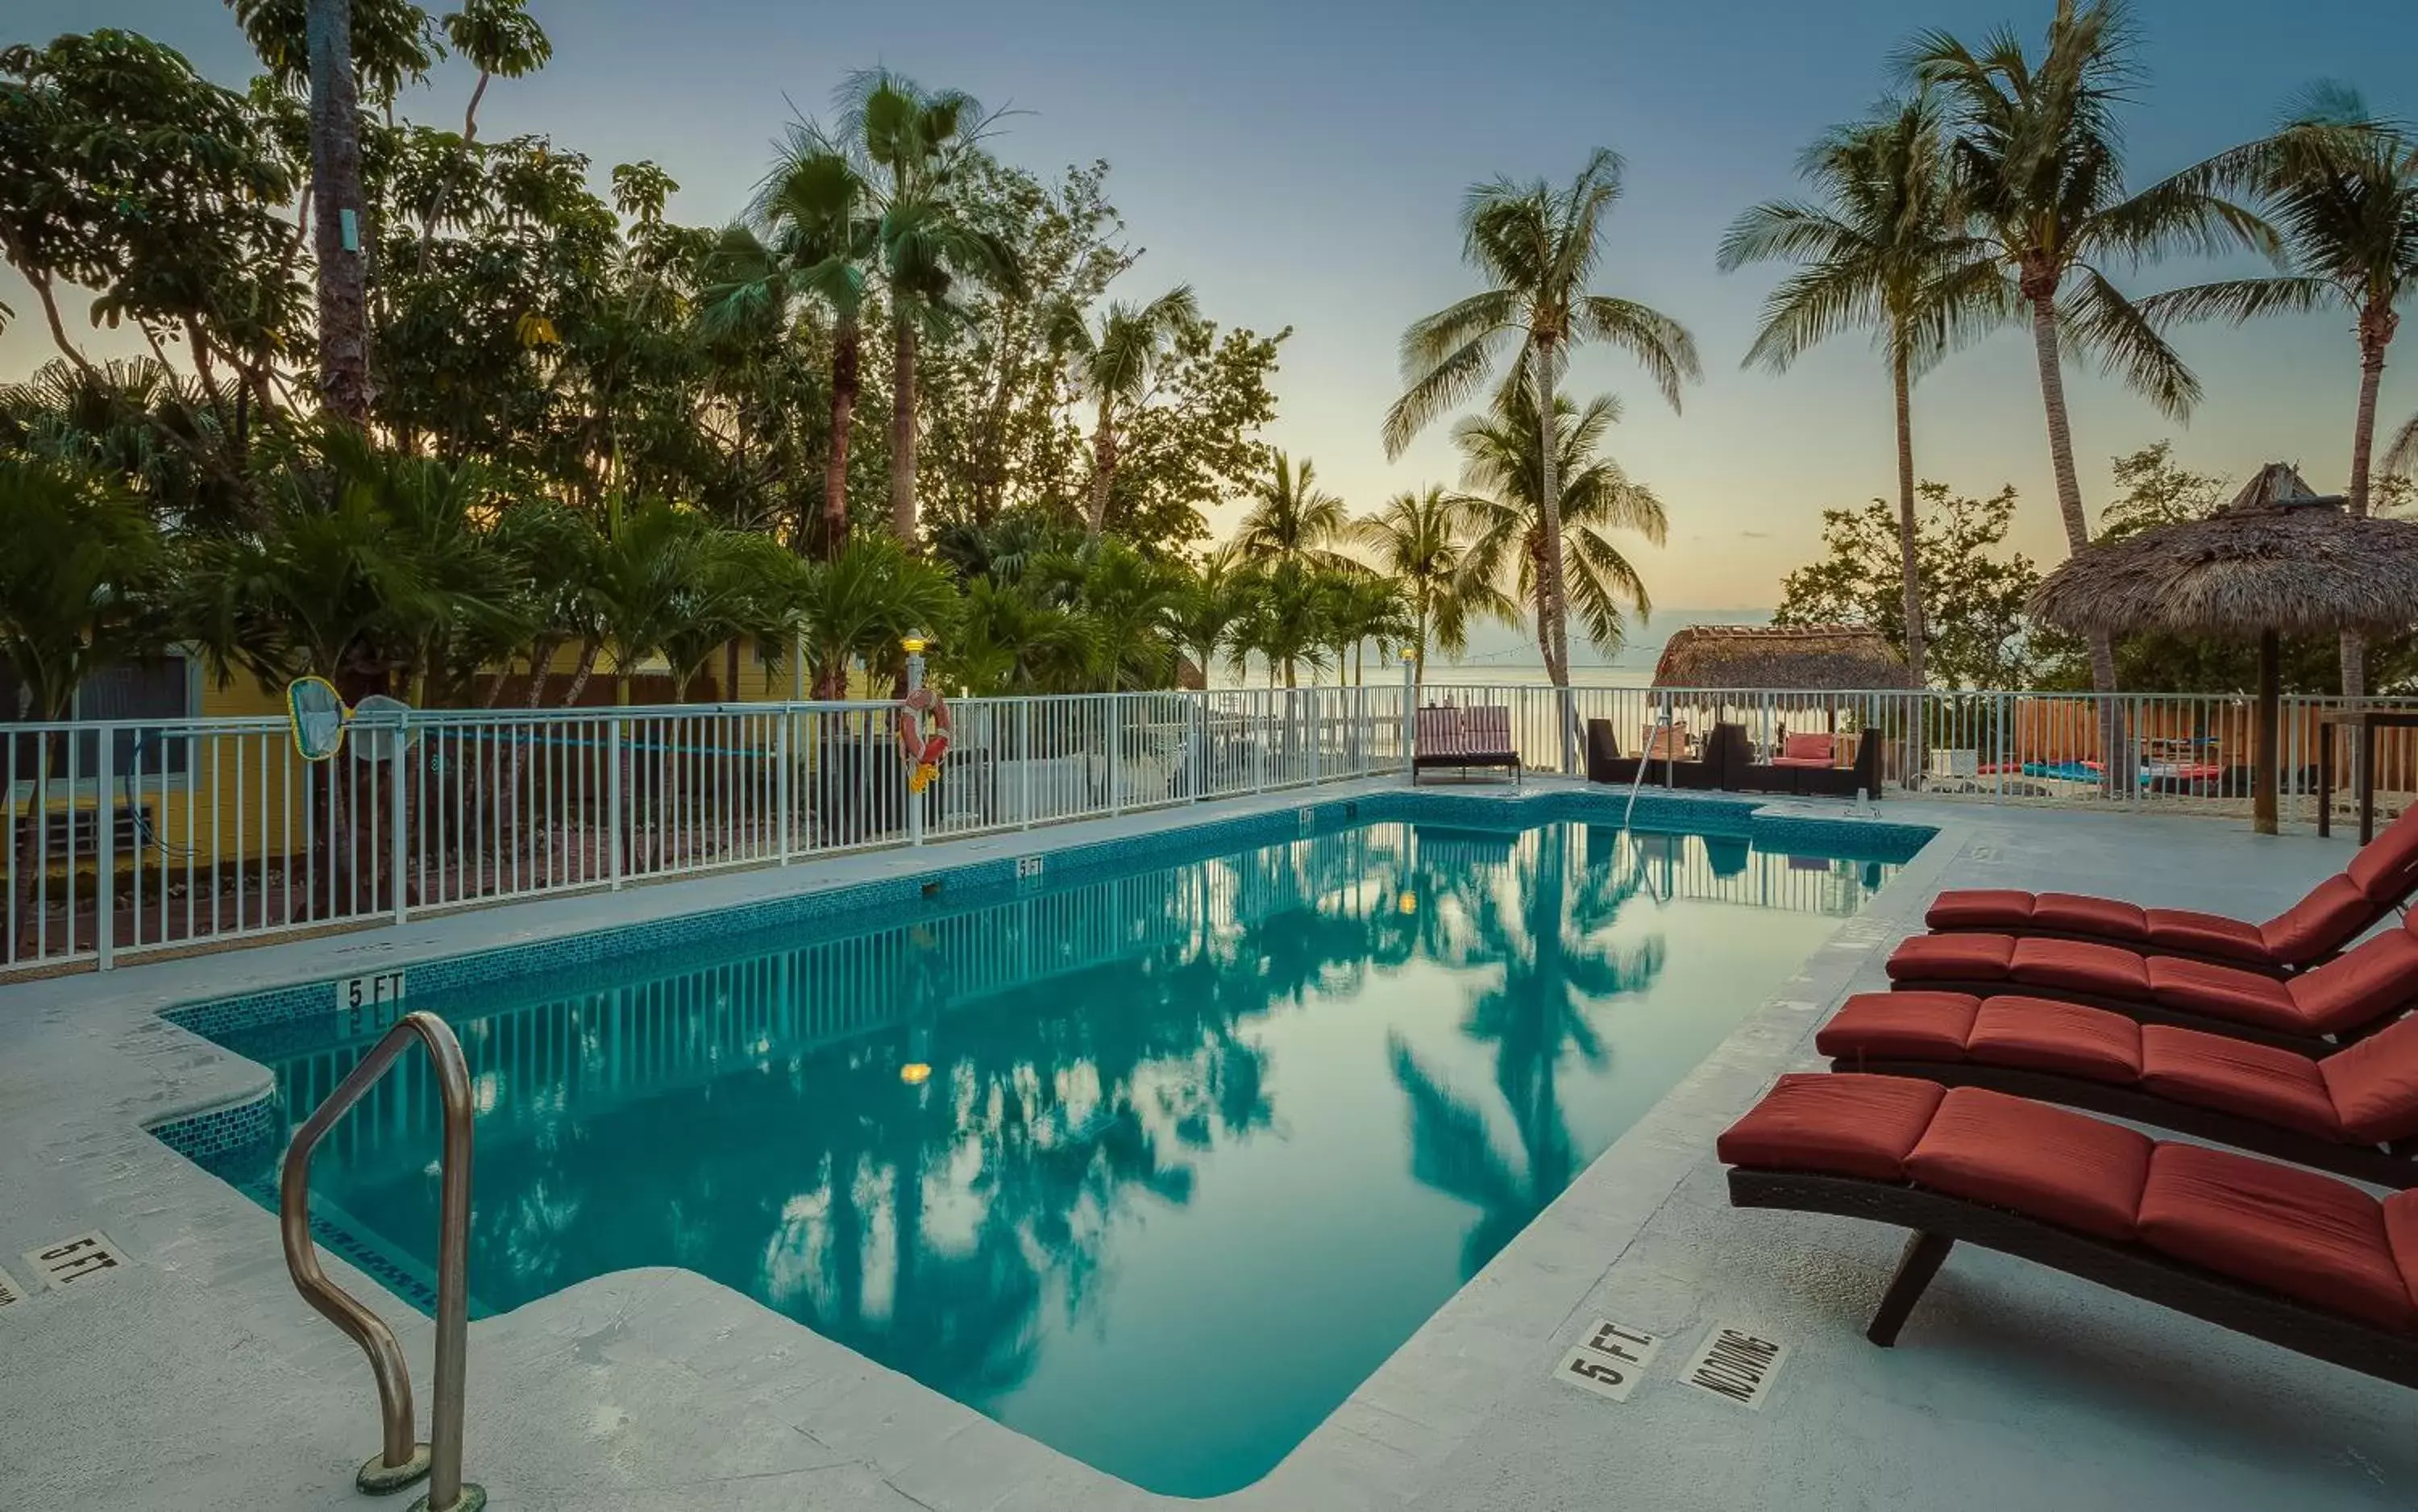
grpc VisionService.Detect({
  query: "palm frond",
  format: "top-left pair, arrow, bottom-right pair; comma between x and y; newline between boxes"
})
2062,266 -> 2201,421
2135,275 -> 2337,326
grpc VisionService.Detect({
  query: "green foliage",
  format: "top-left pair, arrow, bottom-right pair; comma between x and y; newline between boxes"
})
0,31 -> 301,401
1773,481 -> 2042,690
0,455 -> 168,717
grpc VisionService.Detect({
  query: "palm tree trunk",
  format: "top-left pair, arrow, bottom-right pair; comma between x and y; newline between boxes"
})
1892,346 -> 1926,790
1085,410 -> 1116,542
890,316 -> 918,544
824,314 -> 859,561
559,641 -> 600,707
1890,348 -> 1926,688
1530,342 -> 1578,774
2029,288 -> 2125,786
307,0 -> 373,423
2342,312 -> 2393,700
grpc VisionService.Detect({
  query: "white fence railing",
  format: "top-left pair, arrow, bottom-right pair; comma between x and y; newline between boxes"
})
1423,682 -> 2415,820
12,675 -> 2393,978
3,685 -> 1410,977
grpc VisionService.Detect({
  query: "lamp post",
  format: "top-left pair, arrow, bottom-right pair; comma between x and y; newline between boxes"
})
1399,647 -> 1416,778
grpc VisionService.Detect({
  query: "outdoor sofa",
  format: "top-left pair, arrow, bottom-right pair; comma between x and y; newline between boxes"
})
1411,704 -> 1521,785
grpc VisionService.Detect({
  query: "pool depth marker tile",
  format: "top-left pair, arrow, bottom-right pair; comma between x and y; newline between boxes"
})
21,1232 -> 128,1292
1678,1323 -> 1790,1410
1550,1318 -> 1663,1403
0,1262 -> 25,1308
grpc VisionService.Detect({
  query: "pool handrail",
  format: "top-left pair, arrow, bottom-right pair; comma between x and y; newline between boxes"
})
279,1009 -> 483,1511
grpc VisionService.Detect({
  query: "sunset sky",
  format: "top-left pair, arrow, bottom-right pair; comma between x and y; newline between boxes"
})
10,0 -> 2417,610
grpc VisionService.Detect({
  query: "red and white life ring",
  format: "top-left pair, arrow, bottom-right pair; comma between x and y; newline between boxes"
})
896,687 -> 952,789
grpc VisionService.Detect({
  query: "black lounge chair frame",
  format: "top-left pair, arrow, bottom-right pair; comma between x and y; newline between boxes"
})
1727,1169 -> 2418,1389
1822,1056 -> 2418,1189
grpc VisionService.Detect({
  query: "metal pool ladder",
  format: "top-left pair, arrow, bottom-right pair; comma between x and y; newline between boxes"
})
280,1010 -> 484,1512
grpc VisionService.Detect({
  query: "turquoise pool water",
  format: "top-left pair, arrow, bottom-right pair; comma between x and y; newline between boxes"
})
195,816 -> 1917,1497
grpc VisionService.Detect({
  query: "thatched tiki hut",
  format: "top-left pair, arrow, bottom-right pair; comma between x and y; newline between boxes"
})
1651,625 -> 1915,692
1649,625 -> 1914,770
2030,463 -> 2418,834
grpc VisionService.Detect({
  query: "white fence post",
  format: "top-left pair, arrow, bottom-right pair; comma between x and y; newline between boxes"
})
605,714 -> 624,889
390,713 -> 409,924
95,733 -> 114,970
1108,694 -> 1124,816
776,712 -> 793,865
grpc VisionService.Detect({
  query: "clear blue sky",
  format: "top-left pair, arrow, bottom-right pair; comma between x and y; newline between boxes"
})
10,0 -> 2417,608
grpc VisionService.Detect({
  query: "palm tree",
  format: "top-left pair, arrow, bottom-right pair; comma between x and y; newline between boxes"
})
2142,86 -> 2418,697
1052,285 -> 1202,541
1453,386 -> 1668,671
583,494 -> 713,705
789,534 -> 957,696
835,69 -> 1025,544
1906,0 -> 2277,698
2393,411 -> 2418,480
1232,560 -> 1331,689
1234,453 -> 1351,568
1382,148 -> 1699,704
1067,539 -> 1182,690
708,130 -> 878,559
1719,93 -> 2002,687
1316,572 -> 1410,686
1349,486 -> 1509,679
1166,542 -> 1252,689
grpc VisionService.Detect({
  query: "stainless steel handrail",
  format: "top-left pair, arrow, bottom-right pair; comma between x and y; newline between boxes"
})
280,1010 -> 484,1512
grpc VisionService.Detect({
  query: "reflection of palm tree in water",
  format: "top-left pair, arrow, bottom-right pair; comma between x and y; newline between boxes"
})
1390,823 -> 1666,1277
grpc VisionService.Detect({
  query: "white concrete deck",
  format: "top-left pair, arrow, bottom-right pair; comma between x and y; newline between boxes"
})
0,781 -> 2408,1510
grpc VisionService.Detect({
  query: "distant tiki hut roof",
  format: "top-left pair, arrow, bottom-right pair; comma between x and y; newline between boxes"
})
1651,625 -> 1913,690
2029,463 -> 2418,638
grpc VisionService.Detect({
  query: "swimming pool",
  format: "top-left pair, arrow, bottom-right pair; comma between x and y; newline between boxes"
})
175,807 -> 1925,1497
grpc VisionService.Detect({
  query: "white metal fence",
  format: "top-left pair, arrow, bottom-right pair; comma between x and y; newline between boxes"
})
13,675 -> 2399,979
1424,682 -> 2418,820
3,685 -> 1410,977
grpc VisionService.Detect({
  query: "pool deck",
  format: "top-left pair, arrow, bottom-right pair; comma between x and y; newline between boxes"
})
0,779 -> 2408,1510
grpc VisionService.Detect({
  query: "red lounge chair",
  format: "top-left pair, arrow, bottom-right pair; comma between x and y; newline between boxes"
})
1884,912 -> 2418,1053
1818,991 -> 2418,1187
1719,1074 -> 2418,1387
1924,804 -> 2418,975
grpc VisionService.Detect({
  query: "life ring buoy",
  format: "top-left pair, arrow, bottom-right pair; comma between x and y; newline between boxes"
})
897,687 -> 952,793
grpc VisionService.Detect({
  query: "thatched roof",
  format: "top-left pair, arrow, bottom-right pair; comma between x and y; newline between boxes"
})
2029,463 -> 2418,638
1651,624 -> 1913,690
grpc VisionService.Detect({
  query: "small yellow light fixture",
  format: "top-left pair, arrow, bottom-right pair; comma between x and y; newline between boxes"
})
899,1061 -> 933,1086
902,634 -> 928,656
1397,890 -> 1418,916
1398,647 -> 1415,662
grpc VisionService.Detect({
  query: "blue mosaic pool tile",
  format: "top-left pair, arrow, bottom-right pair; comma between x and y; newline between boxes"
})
151,1094 -> 278,1163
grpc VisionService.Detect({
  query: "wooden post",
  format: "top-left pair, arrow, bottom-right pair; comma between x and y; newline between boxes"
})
2255,630 -> 2280,836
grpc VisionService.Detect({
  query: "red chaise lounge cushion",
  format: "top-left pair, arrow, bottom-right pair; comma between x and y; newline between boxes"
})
1721,1074 -> 2418,1333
